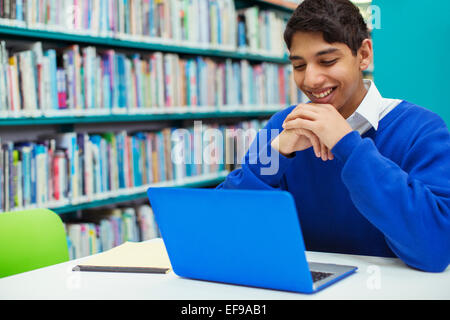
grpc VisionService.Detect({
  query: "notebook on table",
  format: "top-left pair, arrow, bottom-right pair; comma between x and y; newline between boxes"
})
147,187 -> 357,294
73,239 -> 171,274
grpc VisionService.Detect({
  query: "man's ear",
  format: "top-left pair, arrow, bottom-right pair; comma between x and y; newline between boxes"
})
358,39 -> 373,71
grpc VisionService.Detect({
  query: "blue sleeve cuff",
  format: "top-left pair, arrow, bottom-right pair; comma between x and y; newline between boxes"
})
332,131 -> 363,163
246,143 -> 296,187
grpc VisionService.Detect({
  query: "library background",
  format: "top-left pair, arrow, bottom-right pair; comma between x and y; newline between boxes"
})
0,0 -> 448,262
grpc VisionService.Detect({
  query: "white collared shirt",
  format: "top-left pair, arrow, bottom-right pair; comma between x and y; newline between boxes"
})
346,80 -> 402,135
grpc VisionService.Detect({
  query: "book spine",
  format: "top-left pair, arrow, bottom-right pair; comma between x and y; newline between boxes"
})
117,131 -> 125,189
16,0 -> 23,21
124,135 -> 132,188
20,147 -> 31,209
57,68 -> 67,109
52,150 -> 60,201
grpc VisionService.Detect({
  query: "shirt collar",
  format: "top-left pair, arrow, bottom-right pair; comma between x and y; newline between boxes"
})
347,79 -> 383,131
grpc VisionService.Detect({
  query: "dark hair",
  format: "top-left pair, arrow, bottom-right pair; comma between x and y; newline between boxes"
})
284,0 -> 369,56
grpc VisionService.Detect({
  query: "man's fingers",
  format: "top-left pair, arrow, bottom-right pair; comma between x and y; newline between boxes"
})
296,128 -> 321,158
285,124 -> 334,161
284,107 -> 318,123
282,118 -> 315,131
321,142 -> 328,162
283,121 -> 322,159
328,148 -> 334,160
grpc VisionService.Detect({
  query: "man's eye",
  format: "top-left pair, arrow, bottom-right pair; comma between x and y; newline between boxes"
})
294,64 -> 306,70
322,59 -> 338,65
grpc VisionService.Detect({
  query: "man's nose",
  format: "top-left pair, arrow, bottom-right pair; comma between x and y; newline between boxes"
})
303,64 -> 327,90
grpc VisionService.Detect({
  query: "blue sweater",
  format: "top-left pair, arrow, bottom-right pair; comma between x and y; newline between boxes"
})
217,101 -> 450,272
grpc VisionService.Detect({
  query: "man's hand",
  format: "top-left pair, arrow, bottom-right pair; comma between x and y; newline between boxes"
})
271,127 -> 334,161
270,103 -> 335,161
282,103 -> 353,150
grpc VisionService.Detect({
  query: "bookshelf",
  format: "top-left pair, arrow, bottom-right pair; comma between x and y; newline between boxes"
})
0,106 -> 283,126
4,171 -> 227,217
0,0 -> 299,221
52,171 -> 229,215
0,24 -> 290,64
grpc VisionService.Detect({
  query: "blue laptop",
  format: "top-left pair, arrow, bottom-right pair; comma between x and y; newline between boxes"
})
147,187 -> 357,294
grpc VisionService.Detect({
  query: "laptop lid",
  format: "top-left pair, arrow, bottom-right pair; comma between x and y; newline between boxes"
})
147,187 -> 316,293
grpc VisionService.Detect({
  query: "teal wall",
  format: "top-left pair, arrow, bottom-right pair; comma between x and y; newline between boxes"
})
372,0 -> 450,126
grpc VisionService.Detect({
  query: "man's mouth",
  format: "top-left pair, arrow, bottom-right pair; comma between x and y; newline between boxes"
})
307,87 -> 338,102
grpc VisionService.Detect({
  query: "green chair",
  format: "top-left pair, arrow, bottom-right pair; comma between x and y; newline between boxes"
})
0,208 -> 69,278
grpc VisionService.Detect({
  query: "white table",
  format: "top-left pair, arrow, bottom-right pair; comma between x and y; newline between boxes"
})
0,249 -> 449,300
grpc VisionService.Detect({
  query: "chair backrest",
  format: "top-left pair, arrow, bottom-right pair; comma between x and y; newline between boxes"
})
0,209 -> 69,278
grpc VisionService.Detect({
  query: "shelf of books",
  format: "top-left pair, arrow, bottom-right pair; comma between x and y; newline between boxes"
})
0,119 -> 267,213
0,0 -> 300,123
64,203 -> 163,260
0,0 -> 293,60
0,24 -> 291,63
0,41 -> 299,119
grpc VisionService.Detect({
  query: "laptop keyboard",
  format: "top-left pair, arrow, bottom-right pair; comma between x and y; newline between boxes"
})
311,271 -> 334,283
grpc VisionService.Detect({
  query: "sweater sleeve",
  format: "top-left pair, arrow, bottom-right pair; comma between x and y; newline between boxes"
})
332,118 -> 450,272
217,108 -> 297,191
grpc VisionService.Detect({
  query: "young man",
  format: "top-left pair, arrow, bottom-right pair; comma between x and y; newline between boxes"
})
217,0 -> 450,272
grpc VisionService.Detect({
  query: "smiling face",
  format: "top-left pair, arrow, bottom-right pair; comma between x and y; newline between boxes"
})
289,31 -> 372,119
